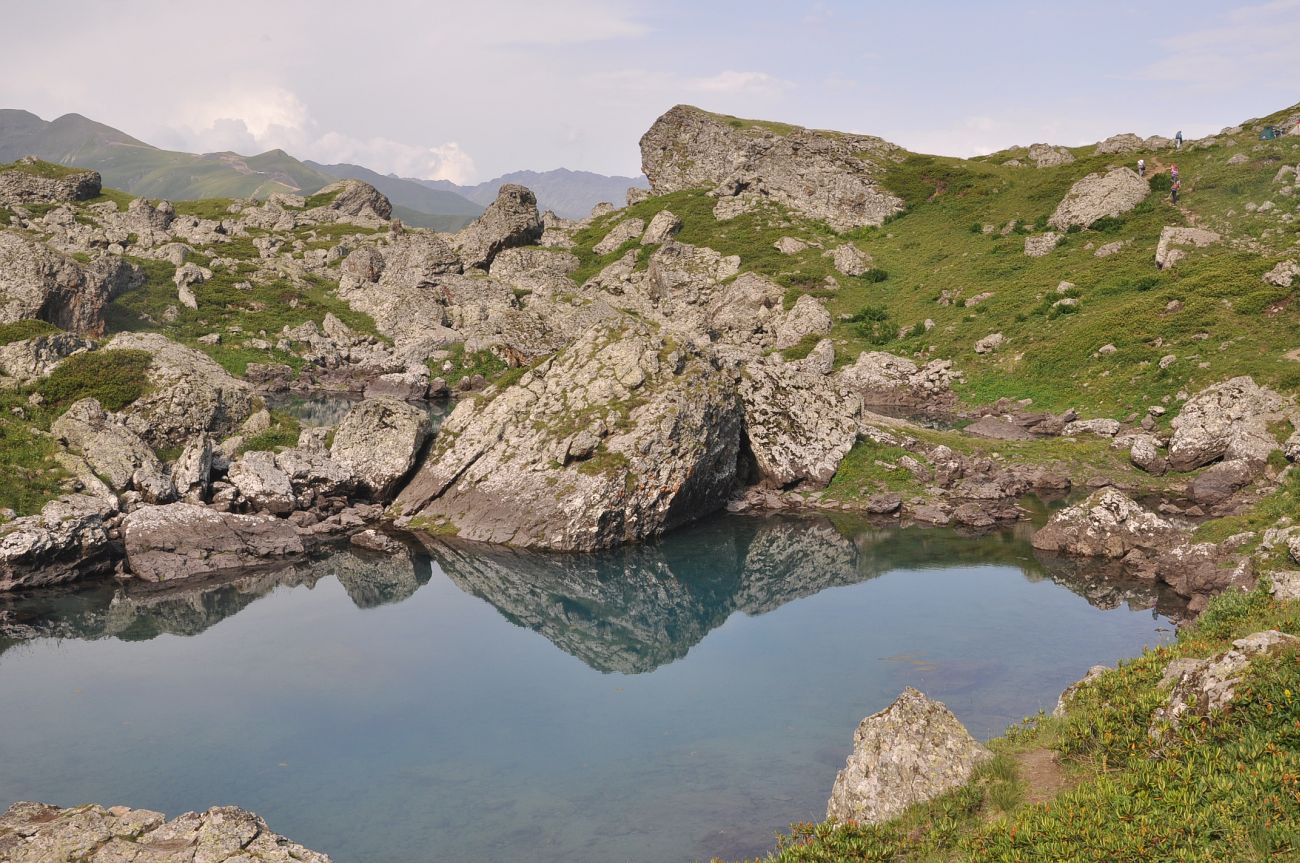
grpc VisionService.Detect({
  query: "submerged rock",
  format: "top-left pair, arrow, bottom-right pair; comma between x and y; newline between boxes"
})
827,687 -> 990,824
0,800 -> 331,862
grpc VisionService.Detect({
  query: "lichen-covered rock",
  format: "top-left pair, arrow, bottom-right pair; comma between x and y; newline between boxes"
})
0,332 -> 93,382
1168,376 -> 1292,470
828,243 -> 873,276
312,179 -> 392,222
0,494 -> 117,591
1048,167 -> 1149,229
0,161 -> 100,203
739,357 -> 860,487
827,688 -> 990,824
593,217 -> 645,254
51,398 -> 174,503
395,322 -> 742,551
1151,631 -> 1298,734
0,801 -> 331,863
640,105 -> 904,231
837,351 -> 961,407
330,398 -> 430,500
1023,232 -> 1062,257
1155,226 -> 1220,269
1027,143 -> 1075,167
640,210 -> 682,245
1063,418 -> 1121,437
122,502 -> 305,583
1263,259 -> 1298,288
489,247 -> 579,296
1129,434 -> 1167,475
974,332 -> 1005,353
227,451 -> 298,514
0,232 -> 141,335
337,234 -> 463,347
452,184 -> 543,269
1031,488 -> 1180,558
774,294 -> 832,349
106,332 -> 254,449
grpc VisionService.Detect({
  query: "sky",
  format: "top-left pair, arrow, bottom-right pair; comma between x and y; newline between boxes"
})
2,0 -> 1298,184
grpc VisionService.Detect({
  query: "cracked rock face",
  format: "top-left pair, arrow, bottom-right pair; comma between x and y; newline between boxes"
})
0,494 -> 117,591
640,104 -> 904,231
0,801 -> 331,863
452,183 -> 543,269
0,231 -> 141,335
329,397 -> 430,500
122,502 -> 305,583
1167,376 -> 1294,471
1031,488 -> 1180,558
827,687 -> 990,824
0,163 -> 101,204
396,322 -> 743,551
51,398 -> 175,504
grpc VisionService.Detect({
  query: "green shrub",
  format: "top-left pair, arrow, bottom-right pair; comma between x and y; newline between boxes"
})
860,268 -> 888,283
1089,215 -> 1125,233
1150,173 -> 1172,191
0,320 -> 60,346
38,349 -> 152,411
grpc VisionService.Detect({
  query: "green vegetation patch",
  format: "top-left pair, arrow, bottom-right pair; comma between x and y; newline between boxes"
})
0,159 -> 84,179
238,411 -> 302,454
0,320 -> 60,346
37,349 -> 152,412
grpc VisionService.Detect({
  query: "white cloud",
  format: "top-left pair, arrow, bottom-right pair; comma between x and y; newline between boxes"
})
688,70 -> 792,96
1140,0 -> 1300,87
313,133 -> 477,184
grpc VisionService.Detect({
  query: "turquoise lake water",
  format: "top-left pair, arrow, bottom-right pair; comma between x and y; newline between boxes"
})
0,514 -> 1177,863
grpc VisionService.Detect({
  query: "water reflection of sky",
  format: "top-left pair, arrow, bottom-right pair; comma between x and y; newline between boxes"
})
0,514 -> 1176,863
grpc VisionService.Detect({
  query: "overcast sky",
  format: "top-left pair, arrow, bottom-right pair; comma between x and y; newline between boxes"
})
3,0 -> 1298,184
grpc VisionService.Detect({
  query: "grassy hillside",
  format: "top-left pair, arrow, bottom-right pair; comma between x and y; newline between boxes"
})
571,102 -> 1300,425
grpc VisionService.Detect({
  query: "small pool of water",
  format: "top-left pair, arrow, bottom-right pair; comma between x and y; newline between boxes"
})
266,391 -> 452,430
0,515 -> 1177,863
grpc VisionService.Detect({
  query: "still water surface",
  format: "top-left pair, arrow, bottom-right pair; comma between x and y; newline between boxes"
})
0,515 -> 1176,863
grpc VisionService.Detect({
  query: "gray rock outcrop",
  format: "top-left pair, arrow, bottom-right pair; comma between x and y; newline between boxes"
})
640,210 -> 682,244
1168,376 -> 1293,471
0,160 -> 101,203
640,105 -> 904,231
106,332 -> 254,449
739,357 -> 859,487
1024,232 -> 1062,257
1151,631 -> 1298,734
395,322 -> 742,551
593,217 -> 645,255
51,398 -> 174,503
0,331 -> 93,382
774,294 -> 832,349
837,351 -> 960,407
1027,143 -> 1075,167
0,494 -> 117,591
0,231 -> 140,335
122,502 -> 305,583
330,398 -> 430,499
1263,259 -> 1298,288
1031,488 -> 1180,558
452,184 -> 543,269
312,179 -> 392,222
1155,226 -> 1220,269
826,688 -> 990,824
1048,167 -> 1149,229
0,801 -> 331,863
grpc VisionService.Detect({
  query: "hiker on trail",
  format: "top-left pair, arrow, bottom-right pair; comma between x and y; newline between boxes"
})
1175,130 -> 1183,149
1137,158 -> 1145,178
1170,164 -> 1179,183
1171,178 -> 1181,205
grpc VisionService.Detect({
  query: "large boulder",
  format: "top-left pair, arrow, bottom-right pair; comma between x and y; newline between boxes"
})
0,159 -> 101,203
837,351 -> 961,408
0,494 -> 116,591
452,184 -> 543,269
0,801 -> 331,863
0,232 -> 141,335
1031,488 -> 1180,558
395,323 -> 743,551
640,105 -> 904,231
1048,167 -> 1150,229
774,294 -> 833,349
1168,376 -> 1292,471
827,688 -> 990,824
105,333 -> 254,449
311,179 -> 392,222
1027,143 -> 1075,167
51,398 -> 174,503
593,217 -> 645,255
739,357 -> 859,487
336,234 -> 464,347
122,502 -> 305,583
330,398 -> 430,500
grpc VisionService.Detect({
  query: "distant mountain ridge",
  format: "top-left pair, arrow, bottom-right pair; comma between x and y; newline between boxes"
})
422,168 -> 649,219
0,109 -> 648,227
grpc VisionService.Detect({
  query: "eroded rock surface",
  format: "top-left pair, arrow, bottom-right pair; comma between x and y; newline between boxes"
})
0,801 -> 331,863
827,688 -> 990,824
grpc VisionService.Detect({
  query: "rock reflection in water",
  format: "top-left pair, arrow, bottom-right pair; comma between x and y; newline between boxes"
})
1,515 -> 1184,671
